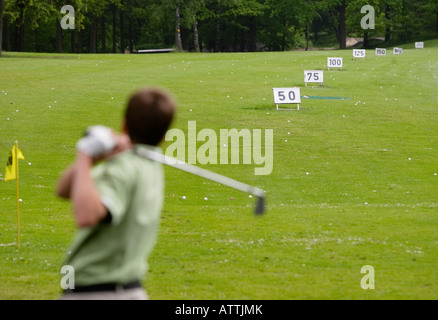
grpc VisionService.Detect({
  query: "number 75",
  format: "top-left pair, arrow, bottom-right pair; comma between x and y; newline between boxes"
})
306,72 -> 319,81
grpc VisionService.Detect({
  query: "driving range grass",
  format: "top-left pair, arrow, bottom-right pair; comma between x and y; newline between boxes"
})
0,40 -> 437,299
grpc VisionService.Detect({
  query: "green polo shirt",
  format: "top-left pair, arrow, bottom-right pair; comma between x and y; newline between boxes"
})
64,145 -> 164,287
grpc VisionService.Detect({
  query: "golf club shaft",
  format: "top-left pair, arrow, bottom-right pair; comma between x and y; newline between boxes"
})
136,147 -> 265,197
135,147 -> 265,213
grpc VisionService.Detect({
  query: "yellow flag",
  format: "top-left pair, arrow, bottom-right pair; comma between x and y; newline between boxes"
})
5,143 -> 25,182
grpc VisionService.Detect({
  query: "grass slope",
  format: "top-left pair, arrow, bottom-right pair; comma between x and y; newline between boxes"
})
0,40 -> 437,299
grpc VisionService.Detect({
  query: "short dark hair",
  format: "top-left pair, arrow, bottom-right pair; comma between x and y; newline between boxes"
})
125,88 -> 176,146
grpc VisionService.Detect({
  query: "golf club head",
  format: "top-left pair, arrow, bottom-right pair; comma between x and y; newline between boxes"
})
255,195 -> 265,215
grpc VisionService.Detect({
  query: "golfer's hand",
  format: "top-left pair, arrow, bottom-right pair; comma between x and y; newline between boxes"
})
76,125 -> 116,158
105,132 -> 132,157
90,132 -> 133,163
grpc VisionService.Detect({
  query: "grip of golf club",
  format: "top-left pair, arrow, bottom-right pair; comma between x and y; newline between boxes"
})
255,196 -> 265,215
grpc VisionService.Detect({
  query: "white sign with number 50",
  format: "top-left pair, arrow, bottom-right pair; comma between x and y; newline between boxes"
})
273,88 -> 301,110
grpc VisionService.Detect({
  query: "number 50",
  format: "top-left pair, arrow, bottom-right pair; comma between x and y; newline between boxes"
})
278,90 -> 295,101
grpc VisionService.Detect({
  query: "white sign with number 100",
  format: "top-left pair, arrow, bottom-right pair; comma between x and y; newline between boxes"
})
327,57 -> 343,70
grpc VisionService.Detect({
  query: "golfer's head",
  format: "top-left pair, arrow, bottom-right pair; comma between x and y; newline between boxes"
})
125,87 -> 176,146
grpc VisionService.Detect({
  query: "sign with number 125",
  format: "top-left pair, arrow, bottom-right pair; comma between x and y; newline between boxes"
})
353,49 -> 366,59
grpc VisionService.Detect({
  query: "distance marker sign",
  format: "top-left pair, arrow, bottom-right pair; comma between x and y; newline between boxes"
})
353,49 -> 366,60
273,87 -> 301,111
376,48 -> 386,56
327,57 -> 343,70
304,70 -> 324,86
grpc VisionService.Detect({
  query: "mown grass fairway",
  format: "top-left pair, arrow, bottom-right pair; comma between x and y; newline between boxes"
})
1,41 -> 437,300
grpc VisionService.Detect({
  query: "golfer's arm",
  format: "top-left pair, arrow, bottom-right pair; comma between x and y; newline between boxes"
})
70,153 -> 108,227
56,165 -> 75,199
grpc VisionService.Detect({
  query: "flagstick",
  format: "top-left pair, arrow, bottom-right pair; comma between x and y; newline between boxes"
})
15,141 -> 20,250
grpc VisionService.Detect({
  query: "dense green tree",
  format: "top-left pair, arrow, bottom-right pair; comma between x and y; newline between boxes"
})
346,0 -> 382,48
1,0 -> 437,54
294,0 -> 324,50
422,0 -> 438,35
0,0 -> 4,55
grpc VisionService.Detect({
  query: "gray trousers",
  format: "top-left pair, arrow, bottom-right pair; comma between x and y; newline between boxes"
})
61,287 -> 148,300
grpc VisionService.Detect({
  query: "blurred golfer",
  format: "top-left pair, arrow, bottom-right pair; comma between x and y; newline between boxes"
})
56,87 -> 176,300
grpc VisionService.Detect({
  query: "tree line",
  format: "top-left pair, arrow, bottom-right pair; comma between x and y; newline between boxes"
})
0,0 -> 437,56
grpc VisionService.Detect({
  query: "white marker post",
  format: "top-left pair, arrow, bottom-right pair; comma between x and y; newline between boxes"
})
273,88 -> 301,111
415,42 -> 424,49
375,48 -> 386,56
304,70 -> 324,87
327,57 -> 343,70
353,49 -> 366,60
393,48 -> 403,55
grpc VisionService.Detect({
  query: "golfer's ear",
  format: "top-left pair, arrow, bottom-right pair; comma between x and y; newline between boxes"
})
122,120 -> 129,134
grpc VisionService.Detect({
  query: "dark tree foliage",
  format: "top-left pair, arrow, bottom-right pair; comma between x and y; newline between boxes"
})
1,0 -> 436,54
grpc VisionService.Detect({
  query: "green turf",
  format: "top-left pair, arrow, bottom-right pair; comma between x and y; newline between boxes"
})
0,41 -> 437,300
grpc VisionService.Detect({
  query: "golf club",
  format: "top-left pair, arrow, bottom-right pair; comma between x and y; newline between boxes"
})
135,147 -> 266,215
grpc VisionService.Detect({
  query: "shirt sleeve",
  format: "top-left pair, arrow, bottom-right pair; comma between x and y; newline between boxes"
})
92,161 -> 130,226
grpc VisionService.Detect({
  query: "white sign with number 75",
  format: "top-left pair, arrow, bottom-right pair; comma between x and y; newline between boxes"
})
304,70 -> 324,86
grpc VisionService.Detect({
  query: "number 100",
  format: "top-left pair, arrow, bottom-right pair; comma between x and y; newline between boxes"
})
328,59 -> 342,66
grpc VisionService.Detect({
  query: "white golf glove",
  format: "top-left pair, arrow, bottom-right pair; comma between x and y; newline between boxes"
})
76,125 -> 116,157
